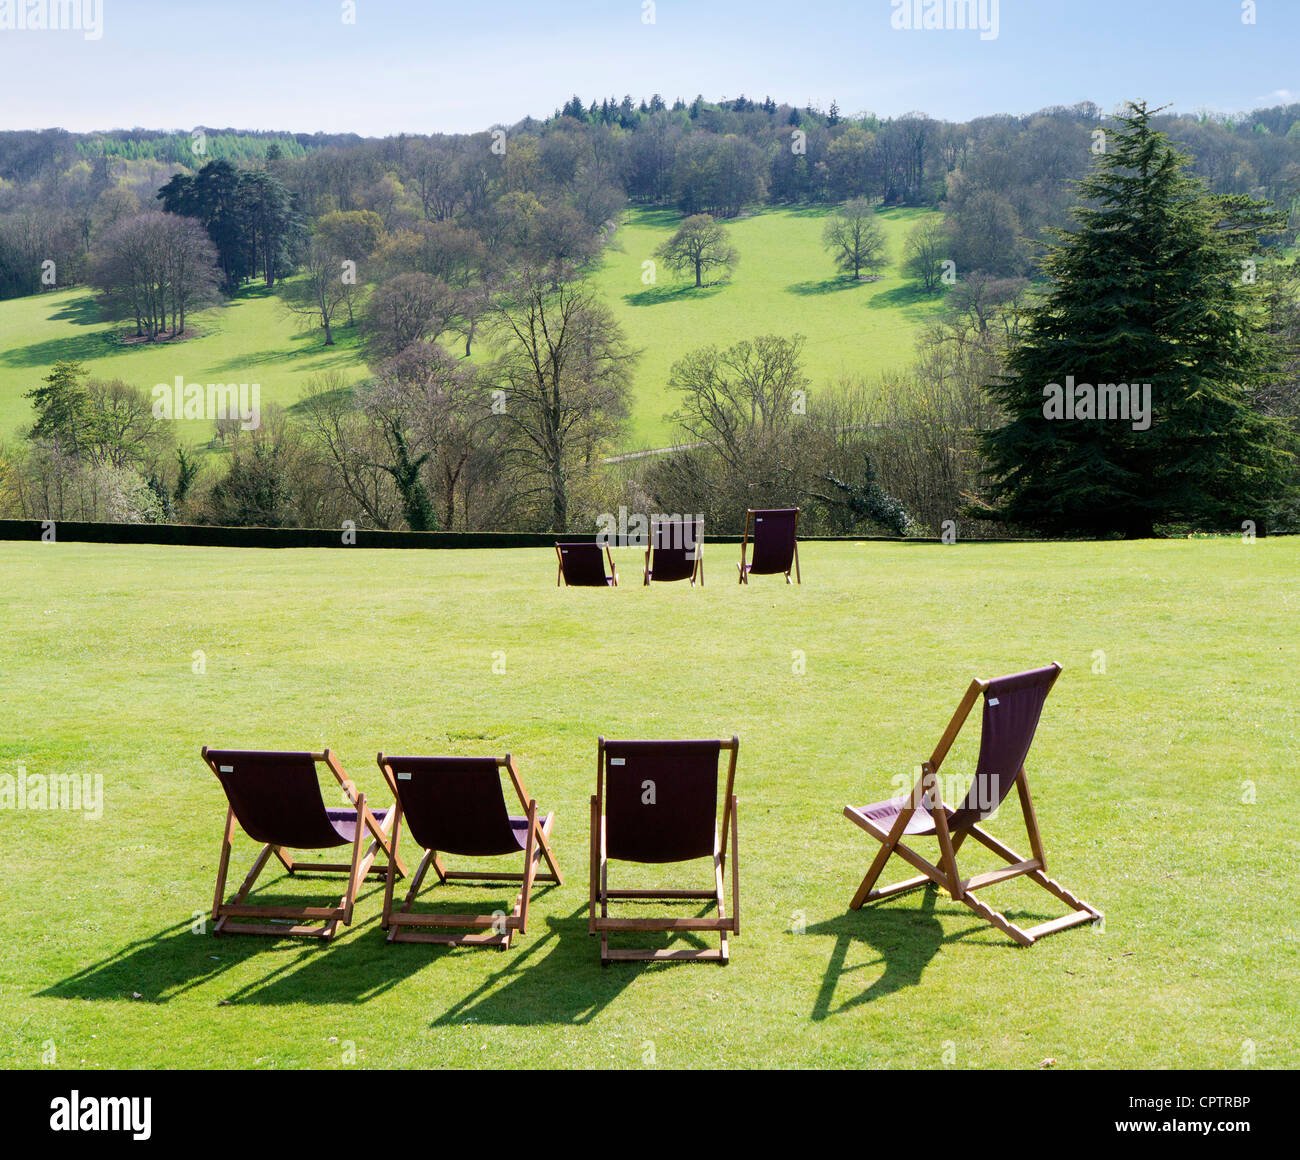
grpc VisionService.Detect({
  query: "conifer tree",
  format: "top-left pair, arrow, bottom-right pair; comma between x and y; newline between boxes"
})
980,101 -> 1295,537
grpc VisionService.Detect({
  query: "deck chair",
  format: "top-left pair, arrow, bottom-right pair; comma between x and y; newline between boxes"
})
556,541 -> 618,587
643,518 -> 703,586
843,663 -> 1102,946
202,747 -> 403,939
738,508 -> 800,584
590,737 -> 740,965
376,754 -> 562,949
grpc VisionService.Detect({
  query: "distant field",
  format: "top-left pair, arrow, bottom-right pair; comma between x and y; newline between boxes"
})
0,284 -> 368,451
597,205 -> 946,448
0,205 -> 945,454
0,537 -> 1296,1068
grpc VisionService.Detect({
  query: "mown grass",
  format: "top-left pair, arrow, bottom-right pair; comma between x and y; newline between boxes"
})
0,205 -> 944,455
1,536 -> 1295,1069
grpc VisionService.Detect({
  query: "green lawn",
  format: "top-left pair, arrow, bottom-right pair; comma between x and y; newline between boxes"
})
1,536 -> 1295,1069
597,205 -> 946,448
0,205 -> 944,455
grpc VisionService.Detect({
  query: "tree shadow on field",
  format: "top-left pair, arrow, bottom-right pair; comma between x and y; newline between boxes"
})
786,276 -> 870,297
863,283 -> 941,311
623,283 -> 723,307
0,330 -> 118,369
47,294 -> 102,326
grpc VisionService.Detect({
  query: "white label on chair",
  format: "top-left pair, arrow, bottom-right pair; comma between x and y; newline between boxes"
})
397,772 -> 411,780
218,765 -> 233,772
987,697 -> 999,706
610,757 -> 625,766
756,518 -> 762,522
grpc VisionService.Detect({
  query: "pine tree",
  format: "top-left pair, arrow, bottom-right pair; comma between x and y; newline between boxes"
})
980,101 -> 1295,537
26,360 -> 91,452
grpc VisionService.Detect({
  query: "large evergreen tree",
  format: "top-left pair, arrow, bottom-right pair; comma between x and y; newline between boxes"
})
980,101 -> 1295,537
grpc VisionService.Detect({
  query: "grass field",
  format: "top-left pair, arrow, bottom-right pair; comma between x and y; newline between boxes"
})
1,536 -> 1295,1069
0,205 -> 943,455
0,283 -> 368,451
595,205 -> 946,448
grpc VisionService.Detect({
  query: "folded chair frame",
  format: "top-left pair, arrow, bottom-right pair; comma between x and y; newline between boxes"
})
590,737 -> 740,965
844,679 -> 1102,946
378,755 -> 563,950
204,747 -> 403,940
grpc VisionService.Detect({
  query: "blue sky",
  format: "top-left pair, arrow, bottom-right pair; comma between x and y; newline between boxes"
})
0,0 -> 1295,134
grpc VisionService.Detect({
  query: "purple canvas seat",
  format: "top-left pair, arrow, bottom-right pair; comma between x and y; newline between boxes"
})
201,747 -> 403,940
643,519 -> 703,586
590,737 -> 740,965
555,541 -> 617,587
738,508 -> 800,584
377,754 -> 562,949
843,664 -> 1102,946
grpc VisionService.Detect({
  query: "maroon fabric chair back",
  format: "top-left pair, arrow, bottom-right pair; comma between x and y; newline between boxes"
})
747,509 -> 798,574
557,542 -> 611,586
385,756 -> 522,857
648,519 -> 701,582
947,664 -> 1061,830
205,750 -> 348,850
602,740 -> 722,864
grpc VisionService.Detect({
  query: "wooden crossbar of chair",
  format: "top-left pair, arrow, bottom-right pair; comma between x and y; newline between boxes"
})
378,754 -> 563,950
203,747 -> 404,940
843,667 -> 1102,947
590,736 -> 740,965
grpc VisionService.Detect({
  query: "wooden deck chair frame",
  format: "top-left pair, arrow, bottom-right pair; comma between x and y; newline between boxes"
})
203,747 -> 403,940
589,736 -> 740,965
643,519 -> 704,586
377,754 -> 563,950
843,673 -> 1102,946
555,542 -> 618,587
737,508 -> 801,584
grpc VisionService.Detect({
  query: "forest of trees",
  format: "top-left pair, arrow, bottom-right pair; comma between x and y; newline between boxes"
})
1,95 -> 1299,537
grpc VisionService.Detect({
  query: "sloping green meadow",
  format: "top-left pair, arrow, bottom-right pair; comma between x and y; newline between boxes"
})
596,205 -> 945,448
0,205 -> 943,455
0,284 -> 368,450
0,536 -> 1295,1069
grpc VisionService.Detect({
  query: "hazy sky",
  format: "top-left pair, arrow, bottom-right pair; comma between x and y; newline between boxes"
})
0,0 -> 1295,135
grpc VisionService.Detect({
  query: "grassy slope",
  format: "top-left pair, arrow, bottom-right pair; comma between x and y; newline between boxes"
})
0,206 -> 943,455
0,284 -> 368,450
1,537 -> 1295,1069
596,205 -> 946,449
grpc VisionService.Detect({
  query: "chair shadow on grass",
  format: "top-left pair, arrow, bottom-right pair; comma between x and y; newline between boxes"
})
805,885 -> 1057,1019
222,893 -> 652,1023
213,878 -> 567,1007
36,916 -> 277,1005
36,881 -> 402,1006
430,899 -> 720,1028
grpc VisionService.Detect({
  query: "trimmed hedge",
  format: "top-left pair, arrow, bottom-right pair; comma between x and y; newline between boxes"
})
0,519 -> 942,549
